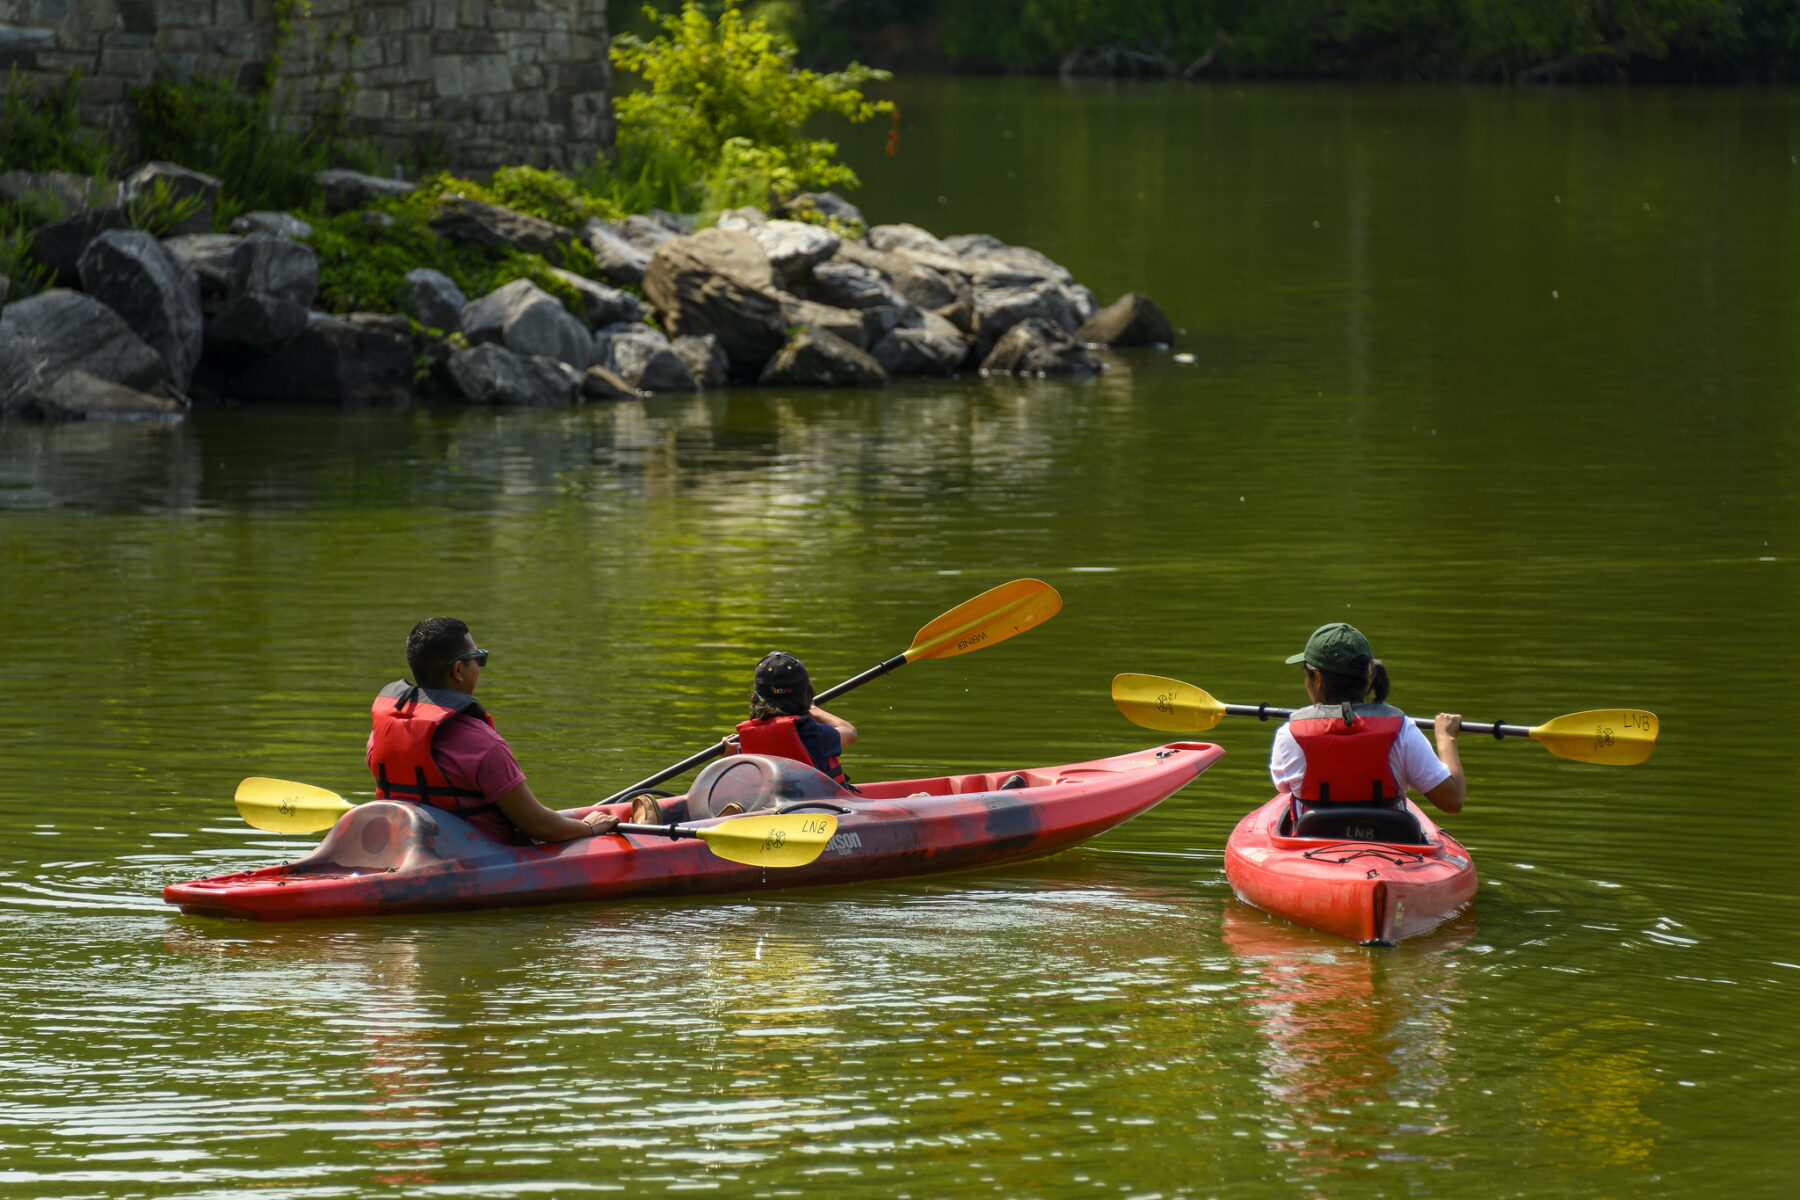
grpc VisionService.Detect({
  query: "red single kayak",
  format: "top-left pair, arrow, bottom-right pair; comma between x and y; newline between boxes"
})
1223,795 -> 1477,945
165,742 -> 1223,920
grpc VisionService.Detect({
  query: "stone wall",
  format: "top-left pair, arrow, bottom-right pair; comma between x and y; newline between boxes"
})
0,1 -> 612,173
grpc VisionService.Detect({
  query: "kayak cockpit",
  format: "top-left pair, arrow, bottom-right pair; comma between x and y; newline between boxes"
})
1280,802 -> 1428,845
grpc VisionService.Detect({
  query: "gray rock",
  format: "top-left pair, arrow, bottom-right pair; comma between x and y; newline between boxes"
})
231,313 -> 414,405
807,261 -> 898,311
123,161 -> 220,235
461,278 -> 590,368
316,168 -> 417,214
4,368 -> 186,421
671,333 -> 729,389
748,219 -> 840,288
76,229 -> 204,391
980,317 -> 1099,375
868,222 -> 956,258
0,289 -> 171,406
619,214 -> 678,252
973,277 -> 1082,341
208,233 -> 319,353
972,243 -> 1075,284
228,210 -> 314,240
871,311 -> 969,377
581,219 -> 652,285
605,324 -> 697,393
431,198 -> 573,259
582,365 -> 639,400
779,296 -> 868,349
445,342 -> 581,406
759,329 -> 888,389
162,233 -> 242,313
648,209 -> 696,235
643,228 -> 787,380
1069,283 -> 1098,325
937,295 -> 977,336
544,266 -> 642,327
780,191 -> 866,234
943,233 -> 1006,257
1078,292 -> 1173,346
403,267 -> 468,333
27,203 -> 129,286
713,206 -> 768,231
892,262 -> 962,311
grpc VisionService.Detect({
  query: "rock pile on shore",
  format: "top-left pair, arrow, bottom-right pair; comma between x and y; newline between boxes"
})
1,164 -> 1175,421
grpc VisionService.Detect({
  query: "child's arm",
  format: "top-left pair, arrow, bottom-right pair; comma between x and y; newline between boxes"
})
811,705 -> 857,746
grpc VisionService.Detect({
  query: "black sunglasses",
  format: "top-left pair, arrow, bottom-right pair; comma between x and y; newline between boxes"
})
444,648 -> 490,668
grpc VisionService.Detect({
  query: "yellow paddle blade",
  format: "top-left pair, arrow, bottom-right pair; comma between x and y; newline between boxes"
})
234,776 -> 354,834
904,578 -> 1062,662
696,812 -> 839,868
1528,710 -> 1659,765
1111,673 -> 1227,733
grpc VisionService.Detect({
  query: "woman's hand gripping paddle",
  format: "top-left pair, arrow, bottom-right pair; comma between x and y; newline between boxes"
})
1109,673 -> 1658,765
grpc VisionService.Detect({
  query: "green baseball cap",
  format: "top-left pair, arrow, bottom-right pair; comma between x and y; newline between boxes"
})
1284,622 -> 1373,672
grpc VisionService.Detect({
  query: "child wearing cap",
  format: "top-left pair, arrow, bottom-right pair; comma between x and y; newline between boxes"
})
1269,622 -> 1466,819
730,652 -> 858,791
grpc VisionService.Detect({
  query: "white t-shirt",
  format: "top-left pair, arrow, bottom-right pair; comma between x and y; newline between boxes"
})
1269,716 -> 1451,798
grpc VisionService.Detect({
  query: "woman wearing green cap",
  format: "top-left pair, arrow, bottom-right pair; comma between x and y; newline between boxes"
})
1269,623 -> 1466,822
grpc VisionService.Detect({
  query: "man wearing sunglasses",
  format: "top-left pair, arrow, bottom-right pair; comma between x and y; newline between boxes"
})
366,616 -> 618,843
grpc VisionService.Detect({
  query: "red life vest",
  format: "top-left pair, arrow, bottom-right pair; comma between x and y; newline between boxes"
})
735,715 -> 849,785
369,681 -> 521,843
1289,705 -> 1405,806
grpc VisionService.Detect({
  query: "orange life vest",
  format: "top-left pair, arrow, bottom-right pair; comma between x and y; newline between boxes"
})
1288,703 -> 1406,806
735,715 -> 849,785
369,680 -> 521,843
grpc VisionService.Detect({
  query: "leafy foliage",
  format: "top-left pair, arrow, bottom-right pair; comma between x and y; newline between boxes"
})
0,69 -> 113,175
611,3 -> 892,205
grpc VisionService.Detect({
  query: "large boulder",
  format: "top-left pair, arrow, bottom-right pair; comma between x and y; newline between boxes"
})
980,316 -> 1099,375
779,296 -> 868,349
746,219 -> 840,288
780,191 -> 866,235
403,267 -> 468,334
4,369 -> 186,421
595,323 -> 696,393
0,289 -> 171,406
871,311 -> 969,377
123,161 -> 219,235
231,313 -> 415,405
759,329 -> 888,389
943,233 -> 1006,257
1079,292 -> 1174,347
228,211 -> 314,239
544,266 -> 642,327
207,233 -> 318,354
316,168 -> 417,214
869,222 -> 957,258
76,229 -> 204,391
806,261 -> 899,311
643,228 -> 788,380
162,233 -> 242,313
461,278 -> 590,369
672,334 -> 729,389
581,219 -> 652,285
973,274 -> 1083,341
431,198 -> 573,259
445,342 -> 581,405
27,203 -> 129,286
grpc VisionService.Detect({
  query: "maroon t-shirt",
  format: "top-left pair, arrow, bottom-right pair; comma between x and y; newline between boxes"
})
365,714 -> 526,803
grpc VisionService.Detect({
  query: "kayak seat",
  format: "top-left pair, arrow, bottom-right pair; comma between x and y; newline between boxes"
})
292,800 -> 504,875
686,753 -> 853,820
1287,804 -> 1427,846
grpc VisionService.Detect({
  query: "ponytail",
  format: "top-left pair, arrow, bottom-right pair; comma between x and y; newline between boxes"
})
1317,657 -> 1391,707
1366,658 -> 1389,704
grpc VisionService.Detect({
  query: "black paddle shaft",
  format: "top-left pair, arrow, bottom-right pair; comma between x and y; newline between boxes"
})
1224,702 -> 1533,740
596,652 -> 911,805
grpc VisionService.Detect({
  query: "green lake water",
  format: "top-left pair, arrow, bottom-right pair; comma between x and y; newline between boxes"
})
2,78 -> 1797,1196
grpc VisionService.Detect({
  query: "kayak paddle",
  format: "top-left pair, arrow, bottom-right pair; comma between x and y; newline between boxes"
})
592,577 -> 1064,804
233,777 -> 838,866
1110,673 -> 1658,765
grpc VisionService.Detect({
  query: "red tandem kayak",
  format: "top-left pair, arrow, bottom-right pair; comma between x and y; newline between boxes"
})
165,743 -> 1223,921
1224,795 -> 1477,945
